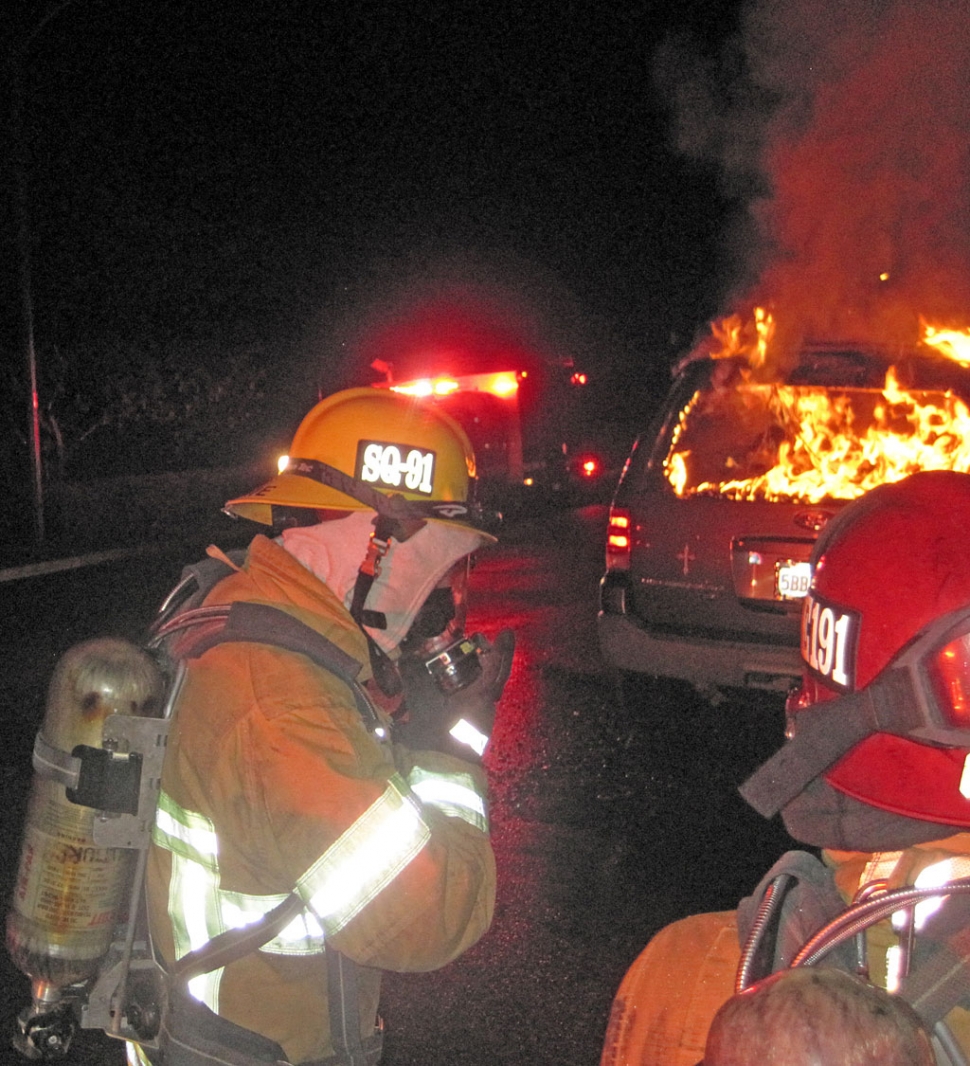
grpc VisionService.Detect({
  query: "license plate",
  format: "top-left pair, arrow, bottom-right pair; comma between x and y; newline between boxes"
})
775,560 -> 812,600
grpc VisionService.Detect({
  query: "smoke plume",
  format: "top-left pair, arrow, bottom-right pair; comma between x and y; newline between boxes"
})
659,0 -> 970,354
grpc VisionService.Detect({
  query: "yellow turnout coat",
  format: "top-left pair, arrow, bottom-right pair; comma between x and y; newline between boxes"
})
600,838 -> 970,1066
145,535 -> 495,1064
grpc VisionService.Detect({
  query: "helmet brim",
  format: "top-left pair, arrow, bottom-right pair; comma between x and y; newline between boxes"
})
224,472 -> 373,524
224,472 -> 498,542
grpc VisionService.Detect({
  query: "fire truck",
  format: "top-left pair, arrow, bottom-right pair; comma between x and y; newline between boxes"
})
366,358 -> 608,510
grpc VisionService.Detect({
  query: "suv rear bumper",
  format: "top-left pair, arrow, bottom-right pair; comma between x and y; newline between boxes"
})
597,610 -> 802,693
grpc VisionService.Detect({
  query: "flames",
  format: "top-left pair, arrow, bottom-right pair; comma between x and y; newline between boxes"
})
922,321 -> 970,367
708,307 -> 775,369
665,313 -> 970,503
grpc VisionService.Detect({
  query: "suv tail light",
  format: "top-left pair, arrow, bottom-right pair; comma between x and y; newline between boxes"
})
606,506 -> 632,571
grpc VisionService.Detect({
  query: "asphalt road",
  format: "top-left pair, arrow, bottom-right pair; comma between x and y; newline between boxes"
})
0,506 -> 796,1065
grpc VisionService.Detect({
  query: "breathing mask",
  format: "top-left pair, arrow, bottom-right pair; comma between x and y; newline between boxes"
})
394,559 -> 514,759
399,559 -> 487,697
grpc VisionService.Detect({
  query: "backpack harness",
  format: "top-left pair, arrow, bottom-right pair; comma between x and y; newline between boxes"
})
29,550 -> 386,1066
736,849 -> 970,1066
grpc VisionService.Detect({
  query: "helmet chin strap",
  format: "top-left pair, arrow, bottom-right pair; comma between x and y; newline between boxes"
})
347,514 -> 407,696
286,458 -> 429,539
740,672 -> 923,818
285,456 -> 492,532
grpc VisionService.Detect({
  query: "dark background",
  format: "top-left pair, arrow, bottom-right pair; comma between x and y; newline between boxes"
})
2,0 -> 744,497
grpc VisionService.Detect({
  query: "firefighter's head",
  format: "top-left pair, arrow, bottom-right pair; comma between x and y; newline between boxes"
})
704,968 -> 934,1066
742,470 -> 970,849
224,387 -> 487,534
225,388 -> 495,657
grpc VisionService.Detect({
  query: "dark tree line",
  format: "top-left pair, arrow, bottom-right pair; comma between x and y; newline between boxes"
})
1,339 -> 307,487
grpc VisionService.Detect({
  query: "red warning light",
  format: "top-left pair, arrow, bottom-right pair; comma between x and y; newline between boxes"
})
570,372 -> 588,386
485,372 -> 519,397
580,457 -> 600,478
385,371 -> 518,398
390,377 -> 460,397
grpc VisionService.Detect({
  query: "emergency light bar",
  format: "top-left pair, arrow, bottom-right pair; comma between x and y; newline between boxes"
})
379,371 -> 521,399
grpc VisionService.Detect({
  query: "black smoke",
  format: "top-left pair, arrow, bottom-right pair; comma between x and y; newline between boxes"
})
656,0 -> 970,356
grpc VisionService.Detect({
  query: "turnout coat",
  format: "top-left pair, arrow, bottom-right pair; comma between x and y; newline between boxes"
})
599,837 -> 970,1066
145,534 -> 495,1064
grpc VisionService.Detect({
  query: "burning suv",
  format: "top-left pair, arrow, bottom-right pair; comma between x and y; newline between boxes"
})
598,330 -> 970,697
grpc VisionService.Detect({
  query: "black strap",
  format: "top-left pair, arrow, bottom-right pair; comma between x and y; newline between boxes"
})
286,455 -> 496,535
160,987 -> 289,1065
153,601 -> 384,733
327,950 -> 367,1065
287,458 -> 427,541
347,513 -> 403,698
171,892 -> 307,985
170,894 -> 380,1064
160,985 -> 382,1066
739,677 -> 923,817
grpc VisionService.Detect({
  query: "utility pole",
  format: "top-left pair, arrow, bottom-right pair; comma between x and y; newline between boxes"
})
9,45 -> 45,545
9,1 -> 83,547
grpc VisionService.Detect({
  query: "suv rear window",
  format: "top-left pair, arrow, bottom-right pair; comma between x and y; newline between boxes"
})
664,360 -> 970,504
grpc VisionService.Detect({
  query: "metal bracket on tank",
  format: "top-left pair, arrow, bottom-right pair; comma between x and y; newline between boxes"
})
31,714 -> 170,850
92,714 -> 171,849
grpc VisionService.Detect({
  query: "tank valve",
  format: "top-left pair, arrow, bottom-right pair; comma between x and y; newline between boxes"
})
13,1001 -> 76,1060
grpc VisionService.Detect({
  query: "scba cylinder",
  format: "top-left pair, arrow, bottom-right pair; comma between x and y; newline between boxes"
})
6,638 -> 165,1004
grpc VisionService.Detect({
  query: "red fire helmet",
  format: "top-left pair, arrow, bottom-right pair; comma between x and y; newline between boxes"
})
790,470 -> 970,826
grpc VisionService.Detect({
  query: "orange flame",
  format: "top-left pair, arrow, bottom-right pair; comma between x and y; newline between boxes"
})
666,316 -> 970,503
922,321 -> 970,366
707,307 -> 775,369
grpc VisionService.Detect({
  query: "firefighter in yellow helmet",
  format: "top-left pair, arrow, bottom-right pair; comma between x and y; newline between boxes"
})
132,388 -> 513,1065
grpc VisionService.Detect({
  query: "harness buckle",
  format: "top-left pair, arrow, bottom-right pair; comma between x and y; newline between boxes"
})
360,533 -> 391,579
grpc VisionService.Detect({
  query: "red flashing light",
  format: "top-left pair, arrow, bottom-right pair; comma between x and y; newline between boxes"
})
486,372 -> 519,397
571,372 -> 588,386
579,457 -> 600,478
385,371 -> 518,399
390,377 -> 460,397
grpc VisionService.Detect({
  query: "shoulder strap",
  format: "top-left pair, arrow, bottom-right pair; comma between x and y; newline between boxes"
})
151,600 -> 384,733
153,549 -> 247,631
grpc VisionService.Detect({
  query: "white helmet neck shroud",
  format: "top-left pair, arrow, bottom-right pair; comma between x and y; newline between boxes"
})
279,510 -> 488,654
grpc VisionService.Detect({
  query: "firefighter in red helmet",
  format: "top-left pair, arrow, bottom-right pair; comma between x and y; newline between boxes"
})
601,470 -> 970,1066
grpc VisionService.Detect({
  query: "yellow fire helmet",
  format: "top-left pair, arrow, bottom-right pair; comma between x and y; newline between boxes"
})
224,387 -> 494,537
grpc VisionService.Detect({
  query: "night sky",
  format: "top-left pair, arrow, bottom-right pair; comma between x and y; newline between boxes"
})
8,0 -> 969,487
4,0 -> 744,413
